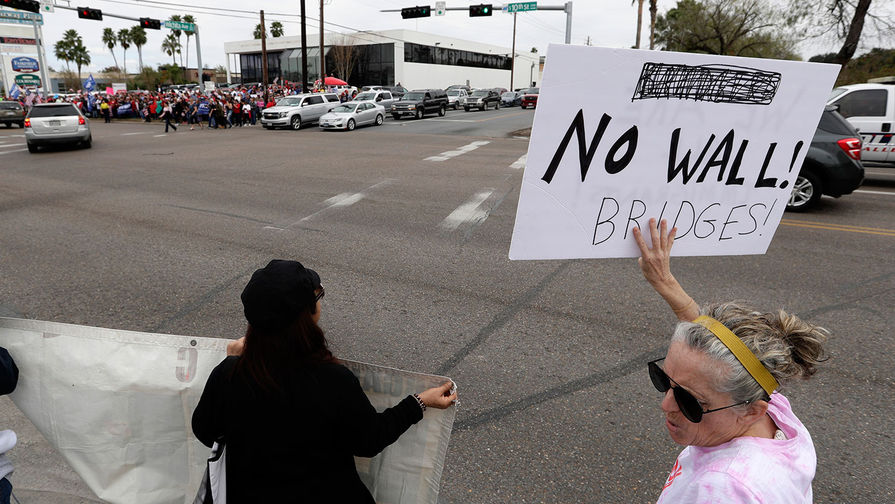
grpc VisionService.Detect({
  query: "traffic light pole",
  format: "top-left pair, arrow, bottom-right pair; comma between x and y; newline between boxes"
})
510,12 -> 516,91
381,3 -> 574,45
32,19 -> 50,96
194,26 -> 203,87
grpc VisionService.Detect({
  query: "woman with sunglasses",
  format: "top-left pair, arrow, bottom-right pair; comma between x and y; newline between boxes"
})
192,259 -> 457,503
633,219 -> 828,503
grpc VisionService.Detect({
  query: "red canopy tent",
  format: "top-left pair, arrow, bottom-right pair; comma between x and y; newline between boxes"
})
323,76 -> 348,86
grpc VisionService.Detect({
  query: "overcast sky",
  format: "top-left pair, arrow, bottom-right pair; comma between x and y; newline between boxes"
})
9,0 -> 891,76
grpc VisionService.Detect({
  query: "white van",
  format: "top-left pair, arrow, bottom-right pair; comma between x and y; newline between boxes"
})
827,83 -> 895,164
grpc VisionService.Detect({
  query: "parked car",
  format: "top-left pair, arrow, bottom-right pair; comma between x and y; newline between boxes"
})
787,106 -> 864,211
361,85 -> 387,92
319,102 -> 385,131
24,102 -> 91,152
446,84 -> 471,93
391,89 -> 448,120
0,101 -> 25,128
447,88 -> 469,110
826,83 -> 895,165
464,89 -> 500,111
260,93 -> 340,130
500,91 -> 522,107
388,85 -> 409,98
520,87 -> 539,109
352,90 -> 398,110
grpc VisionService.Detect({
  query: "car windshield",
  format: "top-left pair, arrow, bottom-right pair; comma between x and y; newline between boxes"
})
276,97 -> 302,107
354,92 -> 376,101
331,104 -> 357,113
403,92 -> 424,100
0,102 -> 22,110
828,88 -> 849,101
501,92 -> 515,98
471,91 -> 489,97
28,104 -> 78,117
447,90 -> 461,96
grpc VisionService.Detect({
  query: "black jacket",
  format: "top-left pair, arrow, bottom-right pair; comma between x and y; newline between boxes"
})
0,347 -> 17,396
191,356 -> 422,503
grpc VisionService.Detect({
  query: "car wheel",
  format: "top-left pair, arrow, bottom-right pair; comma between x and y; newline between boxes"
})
415,109 -> 423,120
521,104 -> 527,109
392,114 -> 401,120
464,107 -> 470,112
375,114 -> 383,126
82,136 -> 92,149
347,118 -> 356,131
453,103 -> 458,110
3,122 -> 9,128
438,106 -> 446,117
787,171 -> 822,212
27,142 -> 38,153
495,101 -> 500,110
290,116 -> 302,130
18,122 -> 24,128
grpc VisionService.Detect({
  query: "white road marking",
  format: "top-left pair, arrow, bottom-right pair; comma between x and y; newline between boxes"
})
0,148 -> 28,155
264,179 -> 393,231
854,189 -> 895,196
421,119 -> 477,123
441,190 -> 494,231
425,140 -> 490,162
0,143 -> 25,148
510,154 -> 527,169
153,134 -> 168,137
121,132 -> 148,136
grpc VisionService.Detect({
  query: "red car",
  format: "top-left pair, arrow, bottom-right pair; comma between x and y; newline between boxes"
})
520,87 -> 539,109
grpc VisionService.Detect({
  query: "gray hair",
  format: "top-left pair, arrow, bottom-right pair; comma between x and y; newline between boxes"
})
671,302 -> 829,407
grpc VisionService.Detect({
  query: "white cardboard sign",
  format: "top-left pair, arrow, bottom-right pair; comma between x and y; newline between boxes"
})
509,45 -> 840,259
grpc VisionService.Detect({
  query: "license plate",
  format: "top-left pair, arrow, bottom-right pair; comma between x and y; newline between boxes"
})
48,120 -> 61,126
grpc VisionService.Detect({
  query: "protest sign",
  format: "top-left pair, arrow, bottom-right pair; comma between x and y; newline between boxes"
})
0,317 -> 455,504
509,45 -> 840,259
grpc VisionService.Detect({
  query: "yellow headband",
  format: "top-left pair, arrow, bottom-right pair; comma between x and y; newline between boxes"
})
693,316 -> 779,396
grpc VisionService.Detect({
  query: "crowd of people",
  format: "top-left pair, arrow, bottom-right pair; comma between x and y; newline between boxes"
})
1,82 -> 362,132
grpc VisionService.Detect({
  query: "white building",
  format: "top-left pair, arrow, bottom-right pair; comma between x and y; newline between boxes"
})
223,29 -> 541,91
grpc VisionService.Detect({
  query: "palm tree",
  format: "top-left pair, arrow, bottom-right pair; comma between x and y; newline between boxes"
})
253,23 -> 265,40
129,25 -> 147,72
649,0 -> 658,49
102,28 -> 119,75
118,29 -> 131,78
270,21 -> 284,37
53,39 -> 72,73
161,33 -> 180,65
182,15 -> 196,71
71,40 -> 90,84
168,14 -> 183,66
633,0 -> 644,48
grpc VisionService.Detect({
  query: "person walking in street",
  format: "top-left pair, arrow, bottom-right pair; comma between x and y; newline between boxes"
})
100,99 -> 111,123
160,101 -> 177,133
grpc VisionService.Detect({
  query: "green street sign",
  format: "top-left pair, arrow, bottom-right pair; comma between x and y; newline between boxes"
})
15,74 -> 41,86
507,1 -> 537,13
163,20 -> 196,32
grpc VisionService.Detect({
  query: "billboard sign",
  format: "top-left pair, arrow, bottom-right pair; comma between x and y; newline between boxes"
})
11,56 -> 38,73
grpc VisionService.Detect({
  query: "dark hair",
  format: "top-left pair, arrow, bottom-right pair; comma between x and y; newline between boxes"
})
236,304 -> 336,393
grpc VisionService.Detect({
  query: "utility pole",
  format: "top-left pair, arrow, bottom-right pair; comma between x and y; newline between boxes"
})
319,0 -> 325,85
634,0 -> 643,49
510,12 -> 516,91
260,10 -> 269,103
300,0 -> 308,91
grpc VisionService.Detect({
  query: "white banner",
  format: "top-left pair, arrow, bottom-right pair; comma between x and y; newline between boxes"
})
509,45 -> 840,259
0,317 -> 455,504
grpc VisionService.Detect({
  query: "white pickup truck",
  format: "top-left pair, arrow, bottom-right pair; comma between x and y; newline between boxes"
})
827,83 -> 895,164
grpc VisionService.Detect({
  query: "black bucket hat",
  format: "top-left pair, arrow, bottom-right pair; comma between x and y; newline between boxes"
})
241,259 -> 321,330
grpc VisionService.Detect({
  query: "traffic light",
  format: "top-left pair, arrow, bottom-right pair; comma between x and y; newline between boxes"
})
77,7 -> 102,21
140,17 -> 161,30
469,4 -> 492,17
0,0 -> 41,13
401,6 -> 430,19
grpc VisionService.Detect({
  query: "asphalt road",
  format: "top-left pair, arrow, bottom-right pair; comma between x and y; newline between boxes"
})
0,108 -> 893,503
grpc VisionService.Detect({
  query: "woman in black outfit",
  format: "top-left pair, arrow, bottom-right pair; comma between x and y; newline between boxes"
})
192,260 -> 456,503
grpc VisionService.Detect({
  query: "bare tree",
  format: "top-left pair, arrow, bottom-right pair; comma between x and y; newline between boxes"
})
330,36 -> 358,83
788,0 -> 894,66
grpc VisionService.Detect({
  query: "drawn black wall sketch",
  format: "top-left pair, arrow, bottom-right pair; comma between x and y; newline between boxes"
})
631,63 -> 781,105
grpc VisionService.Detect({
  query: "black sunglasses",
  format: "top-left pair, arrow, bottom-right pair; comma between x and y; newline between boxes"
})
648,358 -> 749,423
315,286 -> 325,302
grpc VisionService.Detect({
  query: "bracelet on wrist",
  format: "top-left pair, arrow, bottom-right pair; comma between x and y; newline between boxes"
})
413,393 -> 427,412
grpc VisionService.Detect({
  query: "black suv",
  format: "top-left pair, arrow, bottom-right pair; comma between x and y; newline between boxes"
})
391,89 -> 447,120
787,106 -> 864,211
0,101 -> 25,128
464,89 -> 500,111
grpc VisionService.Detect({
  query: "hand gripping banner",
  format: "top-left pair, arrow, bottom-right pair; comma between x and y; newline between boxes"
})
0,317 -> 455,504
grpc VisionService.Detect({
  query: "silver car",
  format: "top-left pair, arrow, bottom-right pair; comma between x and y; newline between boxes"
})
318,102 -> 385,131
25,103 -> 91,152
